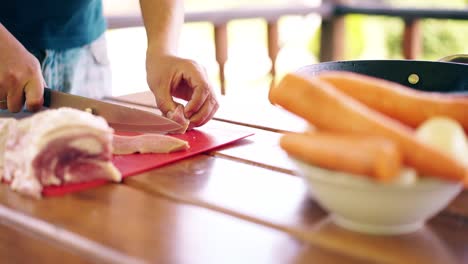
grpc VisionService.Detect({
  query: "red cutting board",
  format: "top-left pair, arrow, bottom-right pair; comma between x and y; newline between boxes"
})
41,126 -> 254,197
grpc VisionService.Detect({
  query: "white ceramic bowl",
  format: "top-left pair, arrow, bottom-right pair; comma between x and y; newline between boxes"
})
291,158 -> 463,235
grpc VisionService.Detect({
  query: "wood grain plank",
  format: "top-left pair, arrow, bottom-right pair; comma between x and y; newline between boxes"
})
445,190 -> 468,217
0,182 -> 361,264
0,222 -> 91,264
126,155 -> 320,227
208,125 -> 297,174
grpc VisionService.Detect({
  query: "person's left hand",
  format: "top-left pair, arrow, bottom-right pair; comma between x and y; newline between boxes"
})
146,51 -> 219,130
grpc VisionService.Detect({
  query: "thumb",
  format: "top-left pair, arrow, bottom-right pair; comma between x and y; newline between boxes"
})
24,73 -> 44,112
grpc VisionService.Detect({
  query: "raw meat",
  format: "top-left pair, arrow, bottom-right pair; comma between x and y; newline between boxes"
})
113,134 -> 189,155
0,118 -> 16,179
1,108 -> 121,198
167,105 -> 190,133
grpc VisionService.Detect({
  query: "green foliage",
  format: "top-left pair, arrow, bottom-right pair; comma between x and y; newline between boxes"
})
388,0 -> 467,8
420,20 -> 468,60
381,17 -> 404,59
308,27 -> 320,57
382,18 -> 468,60
345,15 -> 366,59
309,15 -> 468,61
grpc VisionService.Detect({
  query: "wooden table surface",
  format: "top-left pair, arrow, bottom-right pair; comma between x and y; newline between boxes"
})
2,92 -> 468,264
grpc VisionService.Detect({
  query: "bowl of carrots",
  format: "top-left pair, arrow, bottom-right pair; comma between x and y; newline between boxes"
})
269,71 -> 468,235
291,155 -> 463,235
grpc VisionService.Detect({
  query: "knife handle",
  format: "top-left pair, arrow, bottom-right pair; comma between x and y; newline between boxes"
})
43,87 -> 52,107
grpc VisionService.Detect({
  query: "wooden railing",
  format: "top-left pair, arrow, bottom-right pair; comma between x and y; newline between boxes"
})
106,1 -> 468,94
331,4 -> 468,60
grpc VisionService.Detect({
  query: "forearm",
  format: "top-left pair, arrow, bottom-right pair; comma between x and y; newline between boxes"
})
139,0 -> 184,55
0,23 -> 21,51
0,23 -> 12,40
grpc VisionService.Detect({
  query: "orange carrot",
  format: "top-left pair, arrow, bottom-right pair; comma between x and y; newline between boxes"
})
317,71 -> 468,131
269,73 -> 467,183
280,131 -> 402,182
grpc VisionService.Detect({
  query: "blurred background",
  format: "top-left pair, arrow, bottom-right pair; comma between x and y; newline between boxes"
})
102,0 -> 468,98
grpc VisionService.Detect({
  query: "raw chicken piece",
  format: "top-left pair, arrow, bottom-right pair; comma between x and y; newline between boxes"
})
113,134 -> 189,155
166,105 -> 190,134
2,108 -> 121,198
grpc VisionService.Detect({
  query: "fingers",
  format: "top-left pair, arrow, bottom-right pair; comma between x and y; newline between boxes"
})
147,56 -> 219,128
185,74 -> 219,128
0,51 -> 44,113
4,71 -> 44,113
183,66 -> 211,118
0,70 -> 21,111
160,75 -> 219,128
0,88 -> 7,109
24,73 -> 44,112
180,63 -> 219,128
6,83 -> 24,112
184,82 -> 209,119
188,94 -> 219,128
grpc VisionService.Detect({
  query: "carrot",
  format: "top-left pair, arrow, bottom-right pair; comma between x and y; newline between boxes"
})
317,71 -> 468,131
280,131 -> 402,182
269,73 -> 467,183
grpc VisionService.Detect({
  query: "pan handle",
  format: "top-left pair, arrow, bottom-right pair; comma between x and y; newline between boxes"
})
438,54 -> 468,64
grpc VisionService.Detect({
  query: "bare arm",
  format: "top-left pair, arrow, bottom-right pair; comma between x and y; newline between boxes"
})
0,24 -> 44,112
139,0 -> 183,55
139,0 -> 219,129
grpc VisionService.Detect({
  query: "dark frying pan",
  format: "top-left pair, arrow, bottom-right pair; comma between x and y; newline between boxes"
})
296,57 -> 468,94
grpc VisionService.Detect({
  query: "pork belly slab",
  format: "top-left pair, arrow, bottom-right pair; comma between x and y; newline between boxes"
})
0,107 -> 191,198
0,118 -> 16,178
1,108 -> 122,198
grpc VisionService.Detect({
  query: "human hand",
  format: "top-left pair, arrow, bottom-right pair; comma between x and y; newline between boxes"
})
0,25 -> 45,112
146,52 -> 219,130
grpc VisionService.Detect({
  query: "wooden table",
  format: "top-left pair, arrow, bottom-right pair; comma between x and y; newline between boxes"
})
2,92 -> 468,264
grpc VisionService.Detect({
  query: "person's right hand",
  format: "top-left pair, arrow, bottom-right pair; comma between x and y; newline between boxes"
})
0,24 -> 44,112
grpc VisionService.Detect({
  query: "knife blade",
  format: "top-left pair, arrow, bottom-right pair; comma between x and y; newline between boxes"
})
43,88 -> 183,133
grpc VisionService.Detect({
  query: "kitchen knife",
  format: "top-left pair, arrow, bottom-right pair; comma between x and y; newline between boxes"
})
43,87 -> 183,133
